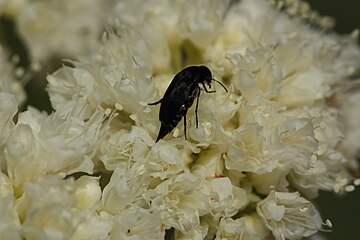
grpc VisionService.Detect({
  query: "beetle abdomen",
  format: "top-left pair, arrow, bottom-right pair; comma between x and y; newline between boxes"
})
156,105 -> 187,142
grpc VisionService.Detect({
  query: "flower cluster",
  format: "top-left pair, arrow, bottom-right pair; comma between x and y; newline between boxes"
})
0,45 -> 26,151
1,0 -> 108,62
1,0 -> 360,239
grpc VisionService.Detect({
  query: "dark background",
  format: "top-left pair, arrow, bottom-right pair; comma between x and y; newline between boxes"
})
305,0 -> 360,43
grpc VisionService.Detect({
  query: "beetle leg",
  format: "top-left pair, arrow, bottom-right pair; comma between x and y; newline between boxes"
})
202,83 -> 216,93
195,89 -> 200,128
148,99 -> 162,105
183,113 -> 187,140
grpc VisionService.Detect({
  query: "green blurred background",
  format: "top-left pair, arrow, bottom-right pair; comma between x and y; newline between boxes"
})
0,0 -> 359,239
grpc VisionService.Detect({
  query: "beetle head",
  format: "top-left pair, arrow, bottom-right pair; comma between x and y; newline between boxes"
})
187,65 -> 228,92
198,66 -> 228,92
197,65 -> 213,86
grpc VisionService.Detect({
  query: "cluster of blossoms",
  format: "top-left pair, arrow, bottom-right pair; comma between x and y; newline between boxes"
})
1,0 -> 360,239
0,0 -> 108,62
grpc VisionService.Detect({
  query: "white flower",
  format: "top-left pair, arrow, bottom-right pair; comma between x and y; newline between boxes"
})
109,208 -> 165,240
215,215 -> 270,240
47,68 -> 97,119
224,100 -> 308,178
146,139 -> 196,180
101,161 -> 151,215
0,173 -> 21,240
71,212 -> 113,240
0,92 -> 18,147
177,0 -> 231,48
108,0 -> 174,71
74,175 -> 102,210
17,176 -> 112,240
257,190 -> 322,240
190,148 -> 248,210
48,0 -> 358,239
100,126 -> 153,171
110,0 -> 230,70
149,173 -> 210,233
188,109 -> 228,145
174,224 -> 209,240
5,0 -> 106,62
0,45 -> 26,104
47,29 -> 155,122
206,177 -> 248,218
0,0 -> 359,239
225,121 -> 279,174
4,105 -> 111,192
338,88 -> 360,169
226,48 -> 283,101
285,107 -> 351,197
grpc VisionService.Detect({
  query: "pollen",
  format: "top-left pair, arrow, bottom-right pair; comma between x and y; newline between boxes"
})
173,128 -> 180,137
325,219 -> 333,228
202,122 -> 212,136
105,108 -> 112,116
354,179 -> 360,186
345,185 -> 355,192
115,103 -> 124,111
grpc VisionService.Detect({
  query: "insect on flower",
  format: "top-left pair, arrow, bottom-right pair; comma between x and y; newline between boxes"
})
149,65 -> 228,142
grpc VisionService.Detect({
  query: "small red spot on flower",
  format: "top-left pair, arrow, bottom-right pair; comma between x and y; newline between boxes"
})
215,173 -> 224,178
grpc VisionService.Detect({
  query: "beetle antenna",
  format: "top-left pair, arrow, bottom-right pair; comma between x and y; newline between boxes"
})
212,78 -> 228,92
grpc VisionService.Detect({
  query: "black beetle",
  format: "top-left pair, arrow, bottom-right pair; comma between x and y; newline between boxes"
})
149,65 -> 228,142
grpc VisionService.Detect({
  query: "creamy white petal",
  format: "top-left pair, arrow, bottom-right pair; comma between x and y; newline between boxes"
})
257,190 -> 322,240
